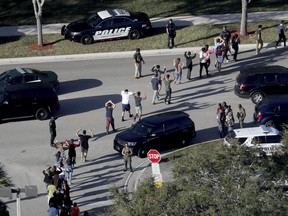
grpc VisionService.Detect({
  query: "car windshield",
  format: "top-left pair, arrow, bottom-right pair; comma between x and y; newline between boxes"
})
0,72 -> 8,81
130,122 -> 154,136
86,14 -> 102,26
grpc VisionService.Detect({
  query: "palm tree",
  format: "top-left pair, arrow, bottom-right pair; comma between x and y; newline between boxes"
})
0,163 -> 13,216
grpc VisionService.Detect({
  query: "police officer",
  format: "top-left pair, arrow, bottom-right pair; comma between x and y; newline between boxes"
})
122,143 -> 133,172
166,19 -> 176,49
49,116 -> 59,147
237,104 -> 246,128
133,48 -> 145,79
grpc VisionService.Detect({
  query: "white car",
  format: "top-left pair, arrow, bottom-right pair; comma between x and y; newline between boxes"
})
224,125 -> 282,156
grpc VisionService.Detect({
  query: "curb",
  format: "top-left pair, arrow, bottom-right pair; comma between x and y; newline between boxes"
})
0,44 -> 260,66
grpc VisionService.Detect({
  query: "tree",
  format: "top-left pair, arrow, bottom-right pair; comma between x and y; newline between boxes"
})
106,139 -> 288,215
0,163 -> 13,216
32,0 -> 45,46
240,0 -> 251,35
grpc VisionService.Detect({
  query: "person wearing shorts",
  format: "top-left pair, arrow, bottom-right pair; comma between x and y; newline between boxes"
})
121,89 -> 134,121
76,129 -> 93,162
133,91 -> 147,122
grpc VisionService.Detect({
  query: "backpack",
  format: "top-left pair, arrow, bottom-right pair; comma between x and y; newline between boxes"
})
216,45 -> 223,56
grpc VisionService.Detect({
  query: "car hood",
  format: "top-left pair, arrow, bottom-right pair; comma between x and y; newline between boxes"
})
66,19 -> 92,32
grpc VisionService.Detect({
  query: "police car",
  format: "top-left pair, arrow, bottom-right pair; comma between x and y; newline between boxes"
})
61,9 -> 152,45
224,125 -> 282,156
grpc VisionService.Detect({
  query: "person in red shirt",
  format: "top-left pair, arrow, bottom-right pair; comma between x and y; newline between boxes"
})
70,202 -> 80,216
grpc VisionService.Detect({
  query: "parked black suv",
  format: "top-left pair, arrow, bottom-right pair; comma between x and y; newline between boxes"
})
113,111 -> 196,158
234,65 -> 288,104
254,96 -> 288,129
0,86 -> 60,122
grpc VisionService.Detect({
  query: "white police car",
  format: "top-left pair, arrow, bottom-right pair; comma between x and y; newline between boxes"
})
61,9 -> 152,45
224,125 -> 282,156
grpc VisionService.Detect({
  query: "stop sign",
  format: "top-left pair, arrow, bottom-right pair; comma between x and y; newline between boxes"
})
147,149 -> 161,163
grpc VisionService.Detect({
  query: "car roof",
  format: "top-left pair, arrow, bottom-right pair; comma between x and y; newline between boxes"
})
233,125 -> 279,138
141,111 -> 190,125
259,95 -> 288,105
97,9 -> 130,20
240,65 -> 288,75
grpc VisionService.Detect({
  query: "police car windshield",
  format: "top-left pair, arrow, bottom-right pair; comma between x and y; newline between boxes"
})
86,14 -> 102,26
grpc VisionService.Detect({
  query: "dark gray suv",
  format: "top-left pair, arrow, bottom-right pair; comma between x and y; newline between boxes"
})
234,65 -> 288,104
0,86 -> 60,122
113,111 -> 196,158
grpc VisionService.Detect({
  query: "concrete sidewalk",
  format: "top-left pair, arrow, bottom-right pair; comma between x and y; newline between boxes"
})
0,11 -> 287,37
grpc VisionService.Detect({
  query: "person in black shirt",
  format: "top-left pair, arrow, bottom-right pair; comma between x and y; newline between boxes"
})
105,100 -> 116,134
166,19 -> 176,49
49,116 -> 59,147
133,91 -> 147,122
76,129 -> 94,162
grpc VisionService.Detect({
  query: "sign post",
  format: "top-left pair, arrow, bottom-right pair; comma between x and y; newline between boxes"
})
147,149 -> 163,187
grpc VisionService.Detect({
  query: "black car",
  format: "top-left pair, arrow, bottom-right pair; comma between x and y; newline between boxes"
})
113,111 -> 196,158
254,96 -> 288,128
0,67 -> 60,91
234,65 -> 288,104
61,8 -> 152,45
0,86 -> 60,121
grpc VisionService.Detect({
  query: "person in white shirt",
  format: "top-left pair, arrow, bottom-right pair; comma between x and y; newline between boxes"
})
121,89 -> 134,121
199,47 -> 210,78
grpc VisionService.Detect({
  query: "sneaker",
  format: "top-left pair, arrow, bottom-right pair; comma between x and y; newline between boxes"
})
106,131 -> 109,135
130,169 -> 133,172
123,169 -> 127,172
129,114 -> 133,118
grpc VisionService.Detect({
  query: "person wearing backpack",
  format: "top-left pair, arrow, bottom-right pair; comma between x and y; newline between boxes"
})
214,37 -> 225,72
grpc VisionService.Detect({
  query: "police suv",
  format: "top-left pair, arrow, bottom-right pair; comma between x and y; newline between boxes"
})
61,9 -> 152,45
224,125 -> 282,156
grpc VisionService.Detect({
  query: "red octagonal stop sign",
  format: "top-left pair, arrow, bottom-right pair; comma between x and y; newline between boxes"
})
147,149 -> 161,163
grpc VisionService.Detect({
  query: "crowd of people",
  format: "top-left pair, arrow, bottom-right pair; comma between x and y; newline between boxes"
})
46,127 -> 94,215
216,102 -> 246,138
43,19 -> 286,215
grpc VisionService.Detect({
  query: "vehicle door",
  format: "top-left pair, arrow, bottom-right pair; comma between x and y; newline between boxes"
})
157,121 -> 180,149
252,135 -> 282,155
276,74 -> 288,94
263,74 -> 278,94
0,91 -> 24,118
278,104 -> 288,126
18,90 -> 38,116
146,124 -> 166,150
93,18 -> 114,41
110,17 -> 131,38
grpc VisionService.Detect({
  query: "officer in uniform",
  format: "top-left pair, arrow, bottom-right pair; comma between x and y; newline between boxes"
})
122,143 -> 133,172
166,19 -> 176,49
49,116 -> 59,147
133,48 -> 145,79
237,104 -> 246,128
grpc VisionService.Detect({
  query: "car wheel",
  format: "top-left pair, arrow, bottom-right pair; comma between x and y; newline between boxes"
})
35,108 -> 49,120
81,34 -> 93,45
128,29 -> 140,40
138,148 -> 147,158
251,92 -> 264,104
265,121 -> 276,128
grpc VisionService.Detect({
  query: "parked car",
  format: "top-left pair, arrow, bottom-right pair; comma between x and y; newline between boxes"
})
0,67 -> 59,91
113,111 -> 196,158
61,8 -> 152,45
254,96 -> 288,129
0,85 -> 60,121
234,65 -> 288,104
224,125 -> 282,156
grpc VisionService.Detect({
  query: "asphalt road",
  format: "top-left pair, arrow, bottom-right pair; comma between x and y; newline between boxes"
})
1,45 -> 288,215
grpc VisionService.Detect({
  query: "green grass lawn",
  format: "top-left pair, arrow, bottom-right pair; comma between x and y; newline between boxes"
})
0,0 -> 287,25
0,20 -> 282,59
0,0 -> 286,58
